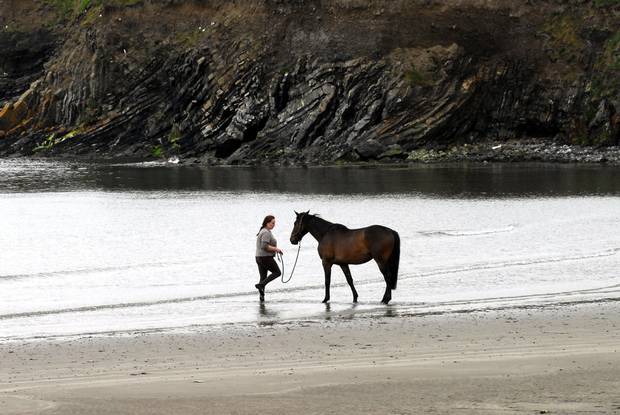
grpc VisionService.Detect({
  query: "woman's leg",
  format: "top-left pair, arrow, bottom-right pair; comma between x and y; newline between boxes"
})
255,257 -> 268,301
261,256 -> 281,286
256,257 -> 268,284
256,256 -> 281,287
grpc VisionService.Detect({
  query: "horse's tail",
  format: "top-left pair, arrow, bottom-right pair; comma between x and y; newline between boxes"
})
387,230 -> 400,290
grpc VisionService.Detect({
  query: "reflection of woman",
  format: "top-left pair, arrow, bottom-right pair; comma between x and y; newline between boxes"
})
255,215 -> 283,302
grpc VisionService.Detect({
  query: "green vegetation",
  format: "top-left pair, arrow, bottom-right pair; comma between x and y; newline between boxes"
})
46,0 -> 74,18
105,0 -> 142,7
33,133 -> 57,152
404,65 -> 432,87
543,16 -> 584,54
570,129 -> 614,147
594,0 -> 620,7
33,130 -> 80,152
151,144 -> 164,158
147,125 -> 183,159
591,31 -> 620,102
175,29 -> 205,48
168,125 -> 181,150
592,130 -> 614,146
602,31 -> 620,70
541,16 -> 586,79
46,0 -> 142,20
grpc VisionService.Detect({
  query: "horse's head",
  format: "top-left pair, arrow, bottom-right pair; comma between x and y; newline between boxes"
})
290,210 -> 310,245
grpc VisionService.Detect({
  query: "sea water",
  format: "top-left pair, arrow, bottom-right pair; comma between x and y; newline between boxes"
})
1,160 -> 619,340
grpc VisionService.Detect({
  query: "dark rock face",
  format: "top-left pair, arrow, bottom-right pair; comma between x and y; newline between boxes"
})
0,0 -> 618,163
0,29 -> 56,97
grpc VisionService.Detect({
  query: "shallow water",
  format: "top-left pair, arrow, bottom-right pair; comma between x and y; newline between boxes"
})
1,159 -> 619,340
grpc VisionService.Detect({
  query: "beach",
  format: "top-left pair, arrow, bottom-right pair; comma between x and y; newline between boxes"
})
2,301 -> 618,415
2,161 -> 619,414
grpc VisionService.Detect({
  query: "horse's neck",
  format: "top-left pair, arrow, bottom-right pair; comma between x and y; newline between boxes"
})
307,216 -> 333,241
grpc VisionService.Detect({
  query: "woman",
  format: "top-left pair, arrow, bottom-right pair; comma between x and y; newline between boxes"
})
255,215 -> 283,302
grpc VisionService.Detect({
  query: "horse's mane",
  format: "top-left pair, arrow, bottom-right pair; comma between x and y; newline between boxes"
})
308,213 -> 348,230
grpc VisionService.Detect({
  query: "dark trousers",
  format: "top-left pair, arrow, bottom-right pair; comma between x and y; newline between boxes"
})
255,256 -> 281,287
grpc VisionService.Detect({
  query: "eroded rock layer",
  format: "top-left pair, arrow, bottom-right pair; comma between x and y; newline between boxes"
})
0,0 -> 618,163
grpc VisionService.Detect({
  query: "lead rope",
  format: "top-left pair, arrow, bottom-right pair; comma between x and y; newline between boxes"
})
277,242 -> 301,283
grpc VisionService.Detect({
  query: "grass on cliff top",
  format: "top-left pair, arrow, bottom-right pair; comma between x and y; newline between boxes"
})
541,16 -> 587,78
603,31 -> 620,70
591,30 -> 620,101
405,64 -> 434,87
46,0 -> 142,19
594,0 -> 620,7
543,16 -> 584,52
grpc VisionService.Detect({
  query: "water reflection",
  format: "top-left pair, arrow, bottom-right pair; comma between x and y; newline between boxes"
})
383,307 -> 398,318
322,303 -> 397,321
324,303 -> 331,320
89,164 -> 620,197
258,303 -> 278,319
1,159 -> 620,197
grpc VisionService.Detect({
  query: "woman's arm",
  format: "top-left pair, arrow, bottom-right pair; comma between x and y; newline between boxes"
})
266,244 -> 283,254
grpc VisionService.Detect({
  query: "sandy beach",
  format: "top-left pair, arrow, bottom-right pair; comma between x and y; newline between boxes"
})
1,301 -> 618,415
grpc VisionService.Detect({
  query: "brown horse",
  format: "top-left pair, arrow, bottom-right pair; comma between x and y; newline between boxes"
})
290,211 -> 400,304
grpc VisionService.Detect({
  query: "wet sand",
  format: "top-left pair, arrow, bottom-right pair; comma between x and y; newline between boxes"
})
1,302 -> 619,415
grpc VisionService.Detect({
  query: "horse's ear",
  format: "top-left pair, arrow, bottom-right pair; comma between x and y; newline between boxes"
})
294,210 -> 299,215
306,210 -> 310,214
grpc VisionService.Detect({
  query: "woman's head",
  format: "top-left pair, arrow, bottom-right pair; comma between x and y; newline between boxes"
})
261,215 -> 276,231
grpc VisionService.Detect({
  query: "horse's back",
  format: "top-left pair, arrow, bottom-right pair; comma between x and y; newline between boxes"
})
338,225 -> 396,248
363,224 -> 397,239
363,225 -> 398,255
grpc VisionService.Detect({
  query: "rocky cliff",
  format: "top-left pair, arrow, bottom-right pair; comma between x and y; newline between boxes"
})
0,0 -> 619,164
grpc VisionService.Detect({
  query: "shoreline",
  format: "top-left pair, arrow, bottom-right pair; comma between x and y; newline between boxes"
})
2,302 -> 618,414
3,140 -> 620,167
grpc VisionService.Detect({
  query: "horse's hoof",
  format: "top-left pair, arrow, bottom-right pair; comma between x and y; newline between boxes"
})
322,298 -> 329,303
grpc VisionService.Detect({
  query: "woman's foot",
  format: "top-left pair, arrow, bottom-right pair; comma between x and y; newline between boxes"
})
255,283 -> 265,302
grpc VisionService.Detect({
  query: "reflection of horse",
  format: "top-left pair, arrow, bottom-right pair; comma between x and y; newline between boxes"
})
290,211 -> 400,304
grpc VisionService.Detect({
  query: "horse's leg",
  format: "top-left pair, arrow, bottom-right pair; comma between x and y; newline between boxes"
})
322,261 -> 332,303
339,264 -> 358,303
376,261 -> 392,304
381,284 -> 391,304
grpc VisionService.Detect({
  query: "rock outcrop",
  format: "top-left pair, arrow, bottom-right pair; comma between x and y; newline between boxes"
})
0,0 -> 618,164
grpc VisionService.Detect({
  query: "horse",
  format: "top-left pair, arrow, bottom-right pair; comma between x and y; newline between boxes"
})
289,211 -> 400,304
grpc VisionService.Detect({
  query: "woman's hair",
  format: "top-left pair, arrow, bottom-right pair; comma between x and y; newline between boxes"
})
258,215 -> 275,235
